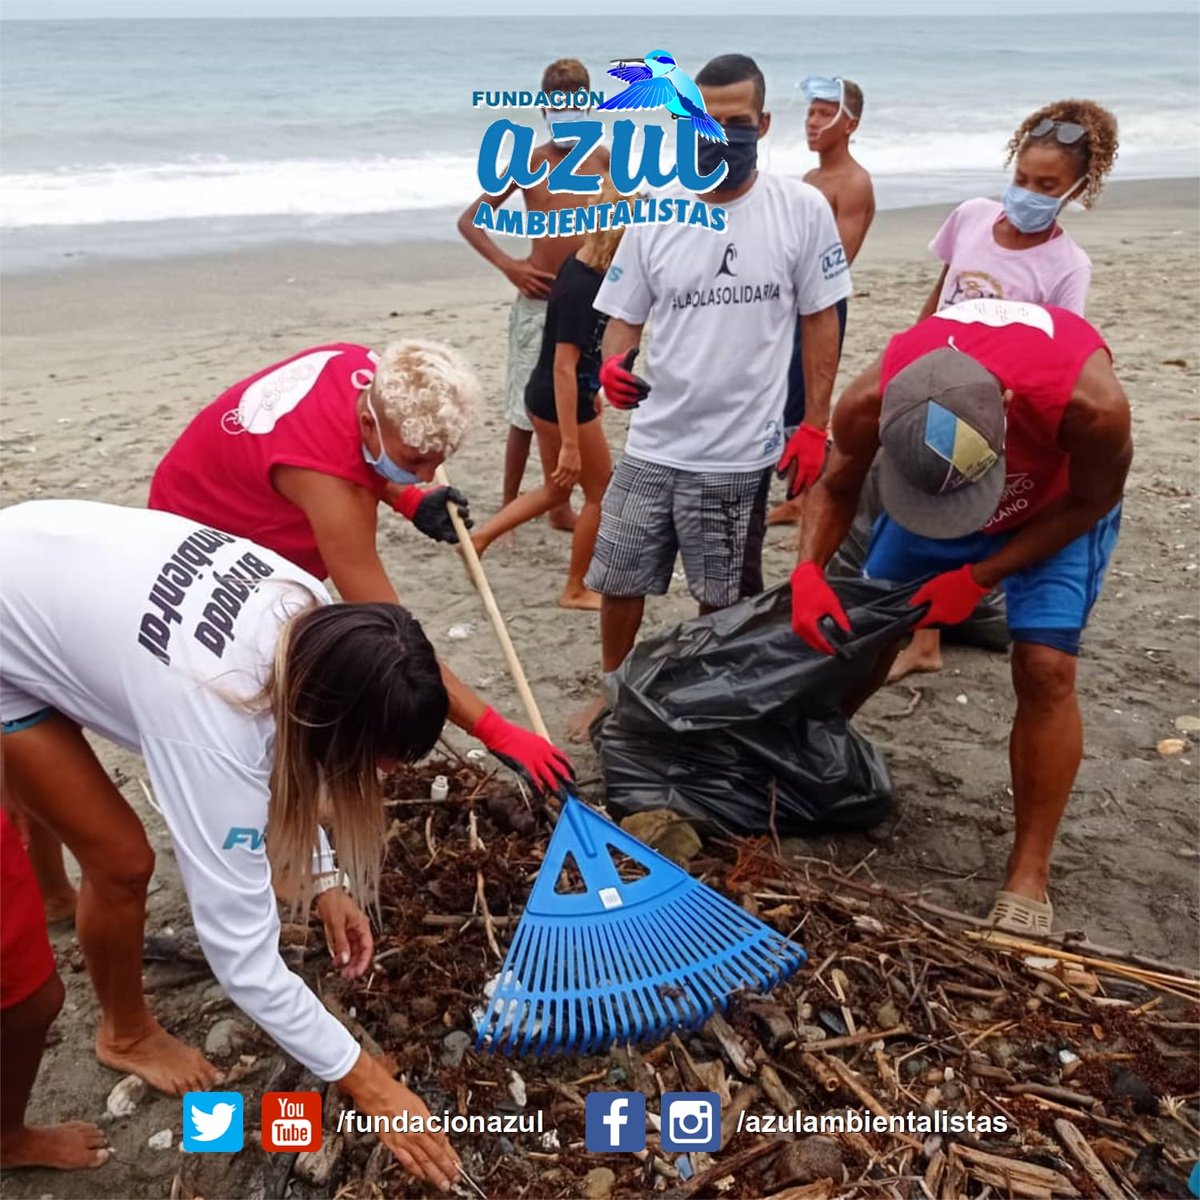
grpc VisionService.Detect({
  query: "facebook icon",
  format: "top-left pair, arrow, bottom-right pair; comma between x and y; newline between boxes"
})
585,1091 -> 646,1152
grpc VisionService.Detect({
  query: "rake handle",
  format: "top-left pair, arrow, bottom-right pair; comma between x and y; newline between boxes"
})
434,465 -> 551,742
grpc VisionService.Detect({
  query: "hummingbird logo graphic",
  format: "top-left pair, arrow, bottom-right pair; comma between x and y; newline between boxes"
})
598,50 -> 727,144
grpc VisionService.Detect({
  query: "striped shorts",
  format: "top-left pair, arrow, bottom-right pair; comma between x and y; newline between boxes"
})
584,455 -> 772,609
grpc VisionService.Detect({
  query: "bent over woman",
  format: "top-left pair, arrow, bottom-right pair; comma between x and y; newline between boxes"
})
0,500 -> 459,1190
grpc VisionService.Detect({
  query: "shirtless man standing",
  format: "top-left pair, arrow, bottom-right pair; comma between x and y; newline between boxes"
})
457,57 -> 610,525
772,76 -> 875,525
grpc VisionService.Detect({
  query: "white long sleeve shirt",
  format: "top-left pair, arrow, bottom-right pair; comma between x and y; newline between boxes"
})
0,500 -> 360,1081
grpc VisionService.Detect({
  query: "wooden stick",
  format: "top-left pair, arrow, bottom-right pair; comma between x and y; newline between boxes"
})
475,870 -> 502,961
1054,1118 -> 1125,1200
673,1138 -> 782,1198
1005,1082 -> 1097,1108
964,930 -> 1200,991
778,869 -> 1200,980
421,912 -> 516,929
797,1051 -> 839,1092
822,1056 -> 922,1149
435,465 -> 549,740
703,1012 -> 756,1078
791,1025 -> 910,1053
950,1145 -> 1079,1196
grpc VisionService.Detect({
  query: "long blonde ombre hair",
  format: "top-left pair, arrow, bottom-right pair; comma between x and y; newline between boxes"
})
263,603 -> 448,911
579,177 -> 628,275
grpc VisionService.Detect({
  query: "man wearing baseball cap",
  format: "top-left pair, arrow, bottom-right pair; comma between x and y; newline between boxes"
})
790,298 -> 1132,934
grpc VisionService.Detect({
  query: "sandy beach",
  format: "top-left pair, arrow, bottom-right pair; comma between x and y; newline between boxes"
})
1,176 -> 1197,1197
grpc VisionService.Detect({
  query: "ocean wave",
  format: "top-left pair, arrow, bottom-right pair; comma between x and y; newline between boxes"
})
2,123 -> 1196,230
0,155 -> 483,228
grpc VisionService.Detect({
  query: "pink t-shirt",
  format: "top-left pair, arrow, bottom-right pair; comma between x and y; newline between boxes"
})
149,343 -> 388,580
930,197 -> 1091,315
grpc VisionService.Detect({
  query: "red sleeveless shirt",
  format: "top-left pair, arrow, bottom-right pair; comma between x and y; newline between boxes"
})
880,300 -> 1110,534
149,344 -> 388,579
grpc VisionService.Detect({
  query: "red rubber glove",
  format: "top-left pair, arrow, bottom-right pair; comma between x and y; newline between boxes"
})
599,348 -> 651,411
790,561 -> 851,655
910,565 -> 989,628
471,707 -> 576,802
776,423 -> 829,499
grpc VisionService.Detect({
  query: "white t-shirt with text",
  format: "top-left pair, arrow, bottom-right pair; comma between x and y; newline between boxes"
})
0,500 -> 360,1083
594,173 -> 852,473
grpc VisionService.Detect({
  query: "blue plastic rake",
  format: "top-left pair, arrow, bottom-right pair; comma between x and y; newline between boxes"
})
474,796 -> 807,1056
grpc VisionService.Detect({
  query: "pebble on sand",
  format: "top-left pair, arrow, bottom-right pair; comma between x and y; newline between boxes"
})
1157,738 -> 1188,755
204,1017 -> 244,1058
106,1074 -> 147,1118
584,1167 -> 616,1199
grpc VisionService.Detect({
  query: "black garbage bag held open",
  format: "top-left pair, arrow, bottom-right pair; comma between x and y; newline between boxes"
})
594,576 -> 923,837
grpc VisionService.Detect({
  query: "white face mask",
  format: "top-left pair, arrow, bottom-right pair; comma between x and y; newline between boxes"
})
544,109 -> 590,147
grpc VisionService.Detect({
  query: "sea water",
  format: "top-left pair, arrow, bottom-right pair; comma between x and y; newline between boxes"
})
1,13 -> 1196,270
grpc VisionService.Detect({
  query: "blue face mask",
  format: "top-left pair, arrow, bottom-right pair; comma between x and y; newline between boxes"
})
362,394 -> 422,485
1001,180 -> 1081,234
545,109 -> 590,147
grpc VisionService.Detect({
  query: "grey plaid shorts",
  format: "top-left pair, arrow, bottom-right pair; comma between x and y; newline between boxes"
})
584,455 -> 772,608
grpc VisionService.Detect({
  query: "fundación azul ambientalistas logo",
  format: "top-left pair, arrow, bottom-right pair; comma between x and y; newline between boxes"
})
470,50 -> 736,239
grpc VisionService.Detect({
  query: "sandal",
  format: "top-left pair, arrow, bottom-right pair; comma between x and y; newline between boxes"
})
987,890 -> 1053,937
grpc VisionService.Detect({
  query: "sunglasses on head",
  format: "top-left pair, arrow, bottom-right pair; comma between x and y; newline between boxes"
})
1029,118 -> 1087,146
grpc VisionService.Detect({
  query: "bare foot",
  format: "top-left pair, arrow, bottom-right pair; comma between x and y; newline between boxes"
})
1,1122 -> 110,1170
469,533 -> 488,560
559,587 -> 602,612
567,696 -> 606,744
42,885 -> 78,925
97,1019 -> 219,1095
887,633 -> 943,683
548,505 -> 577,533
767,496 -> 805,527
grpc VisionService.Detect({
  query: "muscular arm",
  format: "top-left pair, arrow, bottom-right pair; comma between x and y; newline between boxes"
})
971,351 -> 1132,589
798,304 -> 842,431
917,265 -> 949,322
835,175 -> 876,265
600,316 -> 643,361
798,358 -> 883,566
272,466 -> 487,731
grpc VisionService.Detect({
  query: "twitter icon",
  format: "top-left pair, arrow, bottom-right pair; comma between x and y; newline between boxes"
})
182,1091 -> 243,1153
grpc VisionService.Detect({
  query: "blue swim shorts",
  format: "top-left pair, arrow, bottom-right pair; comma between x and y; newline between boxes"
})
0,707 -> 56,735
863,505 -> 1122,656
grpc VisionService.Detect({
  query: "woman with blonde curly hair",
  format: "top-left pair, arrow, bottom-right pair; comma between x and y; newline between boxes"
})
145,338 -> 571,789
888,98 -> 1119,682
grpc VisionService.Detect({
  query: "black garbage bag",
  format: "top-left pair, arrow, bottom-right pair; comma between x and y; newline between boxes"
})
827,461 -> 1010,652
594,576 -> 923,836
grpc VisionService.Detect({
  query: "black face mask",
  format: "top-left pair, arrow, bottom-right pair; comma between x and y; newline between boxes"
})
696,123 -> 760,191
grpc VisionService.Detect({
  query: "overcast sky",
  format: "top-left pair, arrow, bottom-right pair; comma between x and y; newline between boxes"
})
4,0 -> 1196,15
